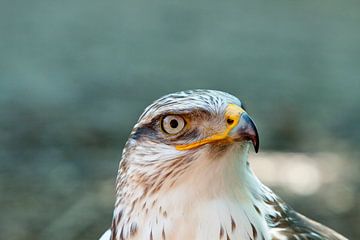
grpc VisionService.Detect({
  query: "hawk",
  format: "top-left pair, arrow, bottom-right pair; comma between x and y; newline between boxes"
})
100,90 -> 347,240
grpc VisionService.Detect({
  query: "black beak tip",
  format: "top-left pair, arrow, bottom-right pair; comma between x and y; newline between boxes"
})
241,113 -> 260,153
252,121 -> 259,153
253,138 -> 259,153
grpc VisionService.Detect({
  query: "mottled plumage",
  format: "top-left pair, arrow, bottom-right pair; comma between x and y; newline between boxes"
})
100,90 -> 347,240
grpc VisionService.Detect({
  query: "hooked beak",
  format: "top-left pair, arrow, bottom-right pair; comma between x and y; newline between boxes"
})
228,111 -> 259,153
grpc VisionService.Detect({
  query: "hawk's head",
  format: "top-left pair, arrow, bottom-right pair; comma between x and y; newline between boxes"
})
118,90 -> 259,192
112,90 -> 260,239
130,89 -> 257,152
110,90 -> 345,240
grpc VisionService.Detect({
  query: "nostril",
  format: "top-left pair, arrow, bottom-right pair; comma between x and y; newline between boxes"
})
227,118 -> 234,125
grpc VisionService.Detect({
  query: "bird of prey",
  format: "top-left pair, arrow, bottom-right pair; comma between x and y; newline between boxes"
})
100,90 -> 347,240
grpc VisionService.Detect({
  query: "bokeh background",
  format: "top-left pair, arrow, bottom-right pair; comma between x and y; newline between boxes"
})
1,0 -> 359,239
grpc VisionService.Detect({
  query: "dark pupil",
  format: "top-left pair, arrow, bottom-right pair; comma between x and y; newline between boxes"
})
169,119 -> 178,128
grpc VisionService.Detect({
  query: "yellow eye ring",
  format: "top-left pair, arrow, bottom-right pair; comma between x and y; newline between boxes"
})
161,115 -> 186,134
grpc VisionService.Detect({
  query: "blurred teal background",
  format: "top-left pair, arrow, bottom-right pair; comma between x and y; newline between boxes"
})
1,0 -> 359,239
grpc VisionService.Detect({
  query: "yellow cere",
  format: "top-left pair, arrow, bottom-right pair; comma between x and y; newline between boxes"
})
175,104 -> 245,150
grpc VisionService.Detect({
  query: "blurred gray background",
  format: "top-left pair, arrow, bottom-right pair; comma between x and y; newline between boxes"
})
1,0 -> 359,239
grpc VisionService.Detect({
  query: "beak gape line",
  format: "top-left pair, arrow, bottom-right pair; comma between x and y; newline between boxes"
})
175,104 -> 259,153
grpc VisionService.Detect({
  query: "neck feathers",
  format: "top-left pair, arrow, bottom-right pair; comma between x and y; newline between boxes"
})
111,144 -> 270,240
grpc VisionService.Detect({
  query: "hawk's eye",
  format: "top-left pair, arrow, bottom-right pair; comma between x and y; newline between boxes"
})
161,115 -> 185,134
